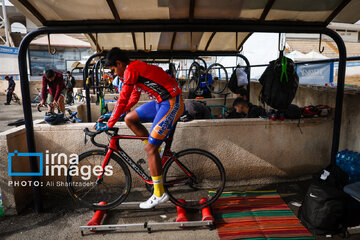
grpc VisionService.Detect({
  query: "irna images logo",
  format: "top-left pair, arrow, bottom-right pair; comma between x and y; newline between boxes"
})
8,150 -> 43,176
8,150 -> 113,180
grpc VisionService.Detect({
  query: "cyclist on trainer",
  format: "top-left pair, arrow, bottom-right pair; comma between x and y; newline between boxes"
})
95,48 -> 184,209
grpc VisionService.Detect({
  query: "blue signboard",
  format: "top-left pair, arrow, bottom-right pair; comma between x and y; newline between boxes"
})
334,61 -> 360,68
296,62 -> 333,85
0,46 -> 19,55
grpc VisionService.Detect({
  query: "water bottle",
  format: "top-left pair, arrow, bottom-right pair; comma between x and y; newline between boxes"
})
336,151 -> 342,166
340,151 -> 347,171
0,192 -> 3,216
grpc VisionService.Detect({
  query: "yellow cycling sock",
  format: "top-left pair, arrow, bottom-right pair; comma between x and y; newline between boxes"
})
152,175 -> 165,197
142,139 -> 162,153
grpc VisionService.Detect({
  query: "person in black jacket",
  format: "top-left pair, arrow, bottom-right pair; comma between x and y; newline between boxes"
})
4,76 -> 15,105
227,98 -> 265,119
65,71 -> 75,104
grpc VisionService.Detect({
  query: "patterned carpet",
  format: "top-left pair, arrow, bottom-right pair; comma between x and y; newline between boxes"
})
209,191 -> 314,240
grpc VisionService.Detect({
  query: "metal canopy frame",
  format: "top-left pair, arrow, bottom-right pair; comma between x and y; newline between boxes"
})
82,51 -> 251,122
18,21 -> 346,213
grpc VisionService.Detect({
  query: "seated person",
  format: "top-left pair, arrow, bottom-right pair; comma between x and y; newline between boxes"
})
223,88 -> 249,118
227,98 -> 265,119
236,99 -> 266,118
198,66 -> 213,98
226,97 -> 245,118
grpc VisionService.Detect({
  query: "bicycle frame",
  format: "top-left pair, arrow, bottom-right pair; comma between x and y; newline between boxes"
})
96,133 -> 193,186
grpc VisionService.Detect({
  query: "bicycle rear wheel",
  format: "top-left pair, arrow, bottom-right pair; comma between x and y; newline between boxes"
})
187,62 -> 200,91
66,149 -> 131,210
206,63 -> 228,94
163,149 -> 225,210
13,94 -> 21,105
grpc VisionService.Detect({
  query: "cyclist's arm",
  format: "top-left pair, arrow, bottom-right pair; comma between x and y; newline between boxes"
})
107,84 -> 134,128
124,87 -> 140,112
41,75 -> 48,102
107,70 -> 138,128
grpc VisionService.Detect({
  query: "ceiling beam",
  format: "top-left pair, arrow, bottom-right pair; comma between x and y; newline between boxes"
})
189,0 -> 195,21
237,33 -> 252,51
325,0 -> 351,25
18,0 -> 46,25
106,0 -> 121,23
260,0 -> 276,21
131,32 -> 137,50
205,32 -> 216,51
88,33 -> 102,52
170,32 -> 177,50
45,19 -> 325,27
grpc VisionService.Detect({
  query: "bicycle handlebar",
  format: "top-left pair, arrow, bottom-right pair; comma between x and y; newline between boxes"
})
83,127 -> 119,148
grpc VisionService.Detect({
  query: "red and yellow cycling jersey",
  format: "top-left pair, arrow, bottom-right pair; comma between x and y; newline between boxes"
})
107,61 -> 182,128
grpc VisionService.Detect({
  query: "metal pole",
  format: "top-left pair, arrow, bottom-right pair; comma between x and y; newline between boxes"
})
1,0 -> 9,46
18,29 -> 47,213
83,52 -> 105,122
236,53 -> 251,100
326,29 -> 347,165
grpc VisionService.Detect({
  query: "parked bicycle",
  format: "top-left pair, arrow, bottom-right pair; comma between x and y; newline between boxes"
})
6,90 -> 21,105
66,126 -> 226,211
187,61 -> 201,92
74,92 -> 85,104
31,88 -> 42,103
206,63 -> 229,94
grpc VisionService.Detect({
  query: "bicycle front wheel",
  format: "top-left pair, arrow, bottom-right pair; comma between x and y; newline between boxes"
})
163,149 -> 226,210
66,149 -> 132,210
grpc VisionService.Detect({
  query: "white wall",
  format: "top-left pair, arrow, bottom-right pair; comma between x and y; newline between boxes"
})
0,53 -> 19,75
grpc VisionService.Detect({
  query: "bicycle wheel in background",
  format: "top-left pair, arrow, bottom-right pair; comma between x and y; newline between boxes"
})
206,63 -> 229,94
187,61 -> 201,92
163,148 -> 226,210
66,150 -> 132,210
13,94 -> 21,105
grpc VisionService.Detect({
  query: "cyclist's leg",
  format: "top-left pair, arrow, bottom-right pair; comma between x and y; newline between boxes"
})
56,89 -> 66,113
125,100 -> 157,137
6,90 -> 12,104
46,94 -> 54,112
140,95 -> 184,209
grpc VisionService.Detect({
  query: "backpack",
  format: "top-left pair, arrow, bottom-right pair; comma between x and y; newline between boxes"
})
299,165 -> 349,236
44,112 -> 65,125
259,56 -> 299,111
228,65 -> 249,94
284,104 -> 301,119
184,101 -> 211,119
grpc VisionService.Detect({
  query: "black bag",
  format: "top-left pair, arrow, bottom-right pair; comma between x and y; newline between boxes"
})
284,104 -> 301,119
299,165 -> 349,235
228,65 -> 249,94
184,101 -> 211,119
259,56 -> 299,111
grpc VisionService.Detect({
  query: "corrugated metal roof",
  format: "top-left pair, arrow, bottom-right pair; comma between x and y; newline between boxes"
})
9,0 -> 359,52
287,39 -> 360,58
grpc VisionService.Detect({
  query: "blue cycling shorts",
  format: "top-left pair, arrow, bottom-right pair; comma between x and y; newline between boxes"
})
135,95 -> 184,146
